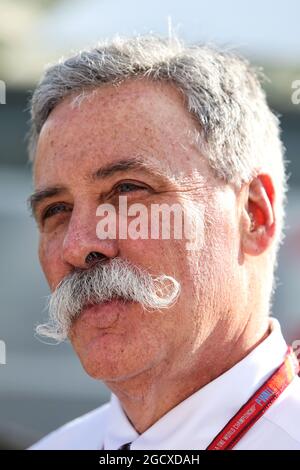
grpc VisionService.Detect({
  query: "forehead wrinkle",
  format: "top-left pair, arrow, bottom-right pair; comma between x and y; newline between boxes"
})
89,156 -> 177,186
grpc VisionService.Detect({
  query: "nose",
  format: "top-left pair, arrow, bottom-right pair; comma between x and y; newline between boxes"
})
62,206 -> 119,269
85,251 -> 108,267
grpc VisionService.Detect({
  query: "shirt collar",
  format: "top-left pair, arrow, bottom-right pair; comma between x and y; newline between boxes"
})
103,318 -> 288,450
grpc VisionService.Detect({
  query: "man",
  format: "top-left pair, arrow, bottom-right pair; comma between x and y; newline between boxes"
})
28,36 -> 300,450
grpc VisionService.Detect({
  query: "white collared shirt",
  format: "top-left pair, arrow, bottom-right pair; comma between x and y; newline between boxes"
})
30,318 -> 300,450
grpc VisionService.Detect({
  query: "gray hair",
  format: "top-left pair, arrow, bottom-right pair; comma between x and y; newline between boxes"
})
37,257 -> 180,342
28,35 -> 286,248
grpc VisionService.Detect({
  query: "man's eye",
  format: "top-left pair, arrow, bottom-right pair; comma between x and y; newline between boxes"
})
42,203 -> 71,220
115,182 -> 148,194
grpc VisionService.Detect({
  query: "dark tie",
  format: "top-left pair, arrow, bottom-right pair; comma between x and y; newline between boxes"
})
118,442 -> 131,450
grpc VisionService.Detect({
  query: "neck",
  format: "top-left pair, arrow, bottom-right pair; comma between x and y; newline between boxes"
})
105,315 -> 271,434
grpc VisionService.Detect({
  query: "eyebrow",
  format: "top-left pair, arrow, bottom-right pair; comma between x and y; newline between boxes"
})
28,186 -> 67,218
29,157 -> 173,218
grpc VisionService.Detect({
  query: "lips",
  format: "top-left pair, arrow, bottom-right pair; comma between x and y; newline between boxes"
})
79,298 -> 130,329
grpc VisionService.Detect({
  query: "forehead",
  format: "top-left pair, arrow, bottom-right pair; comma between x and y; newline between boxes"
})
33,79 -> 203,187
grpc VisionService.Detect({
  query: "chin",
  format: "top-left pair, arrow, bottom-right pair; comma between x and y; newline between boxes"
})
69,300 -> 165,381
70,326 -> 155,383
72,330 -> 131,380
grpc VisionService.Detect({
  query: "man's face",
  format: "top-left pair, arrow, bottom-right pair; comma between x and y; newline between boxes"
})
33,79 -> 243,383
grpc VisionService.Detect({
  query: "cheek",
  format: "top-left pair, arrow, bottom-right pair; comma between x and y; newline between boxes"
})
119,237 -> 198,323
199,205 -> 241,293
119,236 -> 185,280
38,233 -> 65,290
206,191 -> 240,259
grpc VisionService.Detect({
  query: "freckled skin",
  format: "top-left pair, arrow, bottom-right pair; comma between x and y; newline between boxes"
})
34,79 -> 275,433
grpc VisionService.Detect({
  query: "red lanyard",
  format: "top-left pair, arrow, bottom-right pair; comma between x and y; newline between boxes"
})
206,346 -> 299,450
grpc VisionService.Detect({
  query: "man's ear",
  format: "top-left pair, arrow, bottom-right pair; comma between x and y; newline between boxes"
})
242,174 -> 276,256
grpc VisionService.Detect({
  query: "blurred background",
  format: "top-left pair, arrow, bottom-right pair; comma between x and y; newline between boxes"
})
0,0 -> 299,450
